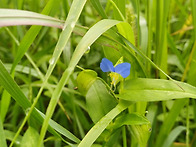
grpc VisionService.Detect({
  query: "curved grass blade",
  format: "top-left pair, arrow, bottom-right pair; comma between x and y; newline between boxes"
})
78,100 -> 132,147
38,19 -> 121,146
162,126 -> 186,147
8,0 -> 89,145
0,9 -> 64,28
11,0 -> 57,72
3,0 -> 57,126
90,0 -> 108,18
0,60 -> 80,144
120,34 -> 185,90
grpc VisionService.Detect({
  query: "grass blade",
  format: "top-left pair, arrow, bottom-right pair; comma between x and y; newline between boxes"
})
0,59 -> 80,144
0,117 -> 7,147
0,9 -> 64,28
38,19 -> 121,146
155,99 -> 187,147
78,101 -> 132,147
162,126 -> 186,147
11,0 -> 57,72
90,0 -> 108,18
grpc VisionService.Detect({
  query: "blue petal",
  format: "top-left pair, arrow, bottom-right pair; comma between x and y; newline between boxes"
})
100,58 -> 115,72
114,63 -> 131,78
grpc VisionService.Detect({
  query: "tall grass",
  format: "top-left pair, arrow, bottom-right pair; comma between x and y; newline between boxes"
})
0,0 -> 196,146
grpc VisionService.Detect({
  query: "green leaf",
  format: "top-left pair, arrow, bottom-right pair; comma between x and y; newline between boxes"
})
130,123 -> 151,147
21,127 -> 43,147
110,113 -> 150,129
4,130 -> 22,145
112,0 -> 126,21
90,0 -> 108,19
191,0 -> 196,39
118,78 -> 196,101
155,99 -> 187,147
86,80 -> 117,123
0,9 -> 64,28
38,18 -> 121,145
0,60 -> 80,143
161,126 -> 186,147
0,117 -> 7,147
116,22 -> 135,45
11,0 -> 57,72
101,30 -> 146,77
78,100 -> 133,147
140,16 -> 148,55
76,70 -> 97,95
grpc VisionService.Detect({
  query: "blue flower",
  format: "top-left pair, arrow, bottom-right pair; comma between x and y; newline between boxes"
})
100,58 -> 131,78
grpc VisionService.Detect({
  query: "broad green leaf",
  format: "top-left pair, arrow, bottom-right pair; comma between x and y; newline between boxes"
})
73,25 -> 146,77
86,80 -> 117,123
76,70 -> 97,95
38,18 -> 121,145
110,113 -> 150,129
116,22 -> 135,45
4,130 -> 22,145
0,9 -> 64,28
21,127 -> 43,147
104,129 -> 121,147
109,112 -> 151,147
5,64 -> 39,78
118,78 -> 196,101
130,123 -> 151,147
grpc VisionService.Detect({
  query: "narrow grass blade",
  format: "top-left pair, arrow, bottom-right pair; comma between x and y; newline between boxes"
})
90,0 -> 108,18
121,35 -> 172,80
110,0 -> 125,21
0,117 -> 7,147
156,0 -> 170,79
0,60 -> 31,110
155,99 -> 187,147
191,0 -> 196,39
38,19 -> 121,146
162,126 -> 186,147
146,0 -> 153,74
78,101 -> 132,147
0,59 -> 80,143
11,0 -> 57,72
113,0 -> 125,21
0,9 -> 64,28
6,0 -> 89,145
167,32 -> 185,68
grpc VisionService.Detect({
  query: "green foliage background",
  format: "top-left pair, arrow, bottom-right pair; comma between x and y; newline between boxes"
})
0,0 -> 196,147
